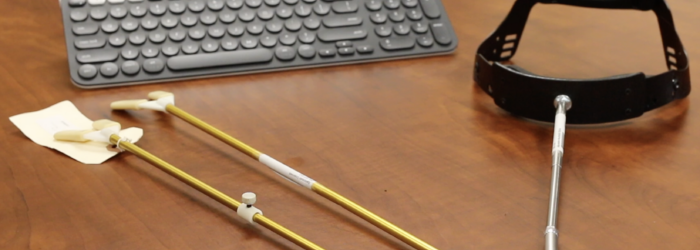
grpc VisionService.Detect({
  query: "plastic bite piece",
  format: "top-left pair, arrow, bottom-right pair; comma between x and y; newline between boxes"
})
54,130 -> 93,142
110,99 -> 148,110
147,91 -> 174,100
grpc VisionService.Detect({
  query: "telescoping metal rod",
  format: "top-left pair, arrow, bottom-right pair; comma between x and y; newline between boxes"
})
545,95 -> 572,250
111,91 -> 439,250
107,134 -> 325,250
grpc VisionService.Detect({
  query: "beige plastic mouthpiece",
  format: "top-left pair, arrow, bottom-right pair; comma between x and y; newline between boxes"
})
92,119 -> 121,130
110,99 -> 148,110
54,130 -> 92,142
148,91 -> 174,100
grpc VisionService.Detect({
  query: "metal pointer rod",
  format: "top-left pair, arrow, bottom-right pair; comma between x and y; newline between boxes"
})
111,91 -> 439,250
545,95 -> 572,250
54,120 -> 325,250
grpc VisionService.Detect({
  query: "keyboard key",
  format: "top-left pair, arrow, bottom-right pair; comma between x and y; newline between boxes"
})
181,14 -> 198,26
284,19 -> 302,31
260,35 -> 278,47
70,9 -> 88,21
88,0 -> 105,5
430,22 -> 451,45
246,0 -> 263,8
149,31 -> 167,43
161,15 -> 179,28
265,0 -> 281,6
121,48 -> 140,59
227,24 -> 245,36
207,0 -> 225,10
89,8 -> 108,20
303,17 -> 321,29
338,47 -> 355,55
188,0 -> 206,12
76,49 -> 119,63
407,9 -> 423,20
101,21 -> 119,33
121,61 -> 140,75
129,32 -> 147,45
219,11 -> 237,23
247,22 -> 265,35
129,5 -> 147,17
110,6 -> 127,18
313,3 -> 330,15
200,12 -> 218,25
331,1 -> 358,13
226,0 -> 244,9
169,1 -> 187,14
143,59 -> 165,73
78,64 -> 98,79
162,44 -> 180,56
258,8 -> 275,20
189,28 -> 207,40
417,35 -> 434,47
318,27 -> 368,42
323,15 -> 362,28
295,4 -> 312,17
239,9 -> 256,21
388,10 -> 405,22
370,12 -> 387,24
279,33 -> 296,45
297,45 -> 316,59
169,29 -> 187,41
365,0 -> 382,11
208,26 -> 226,38
109,34 -> 126,46
221,38 -> 239,50
68,0 -> 86,7
266,21 -> 284,33
202,40 -> 219,52
318,48 -> 336,57
394,24 -> 410,35
374,25 -> 392,37
121,18 -> 139,31
275,46 -> 296,61
150,3 -> 167,15
357,44 -> 374,54
167,49 -> 274,70
419,0 -> 440,18
412,22 -> 428,33
100,62 -> 119,77
276,7 -> 293,19
336,41 -> 352,47
384,0 -> 400,9
75,36 -> 106,49
182,42 -> 200,54
73,23 -> 99,35
283,0 -> 298,5
302,0 -> 316,3
141,17 -> 159,30
241,37 -> 259,48
299,31 -> 316,43
402,0 -> 418,7
379,36 -> 415,50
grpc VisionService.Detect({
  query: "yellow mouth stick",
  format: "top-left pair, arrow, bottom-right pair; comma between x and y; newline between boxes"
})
54,120 -> 324,250
112,91 -> 439,250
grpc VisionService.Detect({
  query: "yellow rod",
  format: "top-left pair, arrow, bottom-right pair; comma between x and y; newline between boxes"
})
109,134 -> 324,250
163,105 -> 438,250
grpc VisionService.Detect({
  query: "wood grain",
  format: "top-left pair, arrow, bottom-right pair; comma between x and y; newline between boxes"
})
1,1 -> 700,249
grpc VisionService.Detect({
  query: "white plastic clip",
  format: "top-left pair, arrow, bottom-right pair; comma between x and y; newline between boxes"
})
236,192 -> 263,224
54,119 -> 122,143
110,91 -> 175,112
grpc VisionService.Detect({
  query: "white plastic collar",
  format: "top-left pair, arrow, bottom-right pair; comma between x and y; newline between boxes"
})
138,96 -> 175,112
237,205 -> 263,224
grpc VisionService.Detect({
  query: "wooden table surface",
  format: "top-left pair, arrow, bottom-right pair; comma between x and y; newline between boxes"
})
1,1 -> 699,249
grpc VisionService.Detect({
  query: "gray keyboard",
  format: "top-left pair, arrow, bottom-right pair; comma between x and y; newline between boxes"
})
61,0 -> 458,88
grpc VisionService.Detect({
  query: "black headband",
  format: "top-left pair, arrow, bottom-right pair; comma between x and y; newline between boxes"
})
473,0 -> 691,124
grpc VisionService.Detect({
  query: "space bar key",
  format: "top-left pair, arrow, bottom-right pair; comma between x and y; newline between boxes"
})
167,49 -> 274,70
